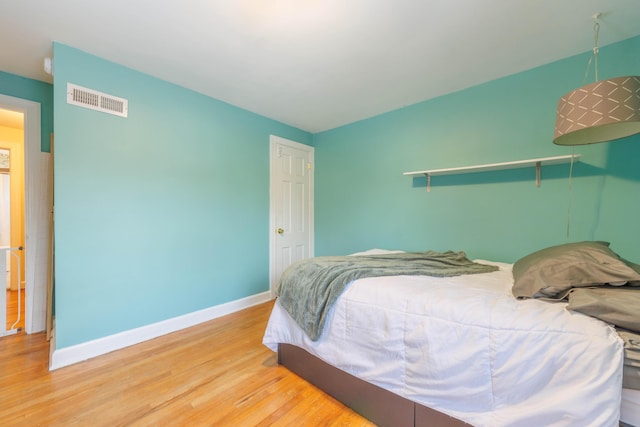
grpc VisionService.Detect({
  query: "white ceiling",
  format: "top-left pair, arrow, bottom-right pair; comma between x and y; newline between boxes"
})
1,0 -> 640,133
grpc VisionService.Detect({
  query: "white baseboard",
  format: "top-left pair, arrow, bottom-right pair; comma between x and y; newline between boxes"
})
49,291 -> 273,371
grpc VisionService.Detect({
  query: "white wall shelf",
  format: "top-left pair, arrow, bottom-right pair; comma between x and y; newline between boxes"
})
404,154 -> 580,192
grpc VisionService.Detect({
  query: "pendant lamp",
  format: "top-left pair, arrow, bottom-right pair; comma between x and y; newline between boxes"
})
553,14 -> 640,146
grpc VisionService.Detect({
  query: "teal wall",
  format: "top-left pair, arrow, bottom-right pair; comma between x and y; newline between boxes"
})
313,36 -> 640,263
0,70 -> 53,152
52,43 -> 311,348
5,35 -> 640,350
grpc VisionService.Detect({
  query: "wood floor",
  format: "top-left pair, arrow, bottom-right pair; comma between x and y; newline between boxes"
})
5,289 -> 24,331
0,300 -> 376,426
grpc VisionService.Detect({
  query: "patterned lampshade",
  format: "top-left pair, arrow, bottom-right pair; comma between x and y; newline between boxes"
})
553,75 -> 640,145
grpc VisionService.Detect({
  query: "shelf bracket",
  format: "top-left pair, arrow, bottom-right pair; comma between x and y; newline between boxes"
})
425,173 -> 431,192
535,161 -> 541,187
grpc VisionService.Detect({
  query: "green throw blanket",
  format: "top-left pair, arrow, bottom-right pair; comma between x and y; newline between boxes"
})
276,251 -> 499,341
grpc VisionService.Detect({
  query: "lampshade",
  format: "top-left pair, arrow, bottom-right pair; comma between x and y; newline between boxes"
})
553,75 -> 640,145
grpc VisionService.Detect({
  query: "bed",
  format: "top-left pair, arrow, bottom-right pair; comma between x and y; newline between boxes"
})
263,242 -> 640,427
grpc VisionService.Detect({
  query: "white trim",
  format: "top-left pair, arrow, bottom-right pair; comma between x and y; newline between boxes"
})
49,291 -> 273,371
0,94 -> 47,334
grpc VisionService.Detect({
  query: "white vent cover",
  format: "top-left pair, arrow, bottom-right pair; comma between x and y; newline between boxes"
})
66,83 -> 128,118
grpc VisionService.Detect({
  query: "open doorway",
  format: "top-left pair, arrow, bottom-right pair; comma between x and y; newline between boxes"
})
0,94 -> 52,339
0,110 -> 26,334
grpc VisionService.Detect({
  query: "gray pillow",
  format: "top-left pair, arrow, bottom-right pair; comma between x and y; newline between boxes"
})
512,241 -> 640,299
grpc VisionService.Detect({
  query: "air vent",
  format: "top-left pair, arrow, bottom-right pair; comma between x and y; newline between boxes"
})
66,83 -> 128,118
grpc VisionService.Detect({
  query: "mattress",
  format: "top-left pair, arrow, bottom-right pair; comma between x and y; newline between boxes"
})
622,388 -> 640,426
263,260 -> 632,427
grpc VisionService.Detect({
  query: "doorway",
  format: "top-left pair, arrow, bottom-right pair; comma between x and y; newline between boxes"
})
0,112 -> 26,334
269,135 -> 314,296
0,94 -> 52,337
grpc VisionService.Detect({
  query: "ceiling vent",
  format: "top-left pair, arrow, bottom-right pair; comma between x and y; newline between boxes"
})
66,83 -> 128,118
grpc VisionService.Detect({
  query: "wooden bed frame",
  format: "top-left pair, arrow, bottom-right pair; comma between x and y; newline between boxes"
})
278,343 -> 471,427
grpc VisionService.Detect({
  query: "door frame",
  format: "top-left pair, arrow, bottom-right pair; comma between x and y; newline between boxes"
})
269,135 -> 314,297
0,94 -> 50,334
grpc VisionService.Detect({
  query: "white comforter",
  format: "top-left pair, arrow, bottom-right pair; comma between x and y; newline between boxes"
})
263,261 -> 624,427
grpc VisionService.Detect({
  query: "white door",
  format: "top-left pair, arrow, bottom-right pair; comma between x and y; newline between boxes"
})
269,135 -> 314,296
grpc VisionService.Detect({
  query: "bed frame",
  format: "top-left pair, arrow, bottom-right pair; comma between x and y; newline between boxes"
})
278,343 -> 471,427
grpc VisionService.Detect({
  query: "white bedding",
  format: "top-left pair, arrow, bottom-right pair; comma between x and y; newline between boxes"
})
263,260 -> 629,427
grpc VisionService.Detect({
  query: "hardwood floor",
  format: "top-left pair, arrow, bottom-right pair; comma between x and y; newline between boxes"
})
5,289 -> 24,331
0,300 -> 376,426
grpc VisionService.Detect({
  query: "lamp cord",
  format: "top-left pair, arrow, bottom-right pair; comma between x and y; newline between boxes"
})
566,148 -> 575,239
583,14 -> 600,83
569,13 -> 599,238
